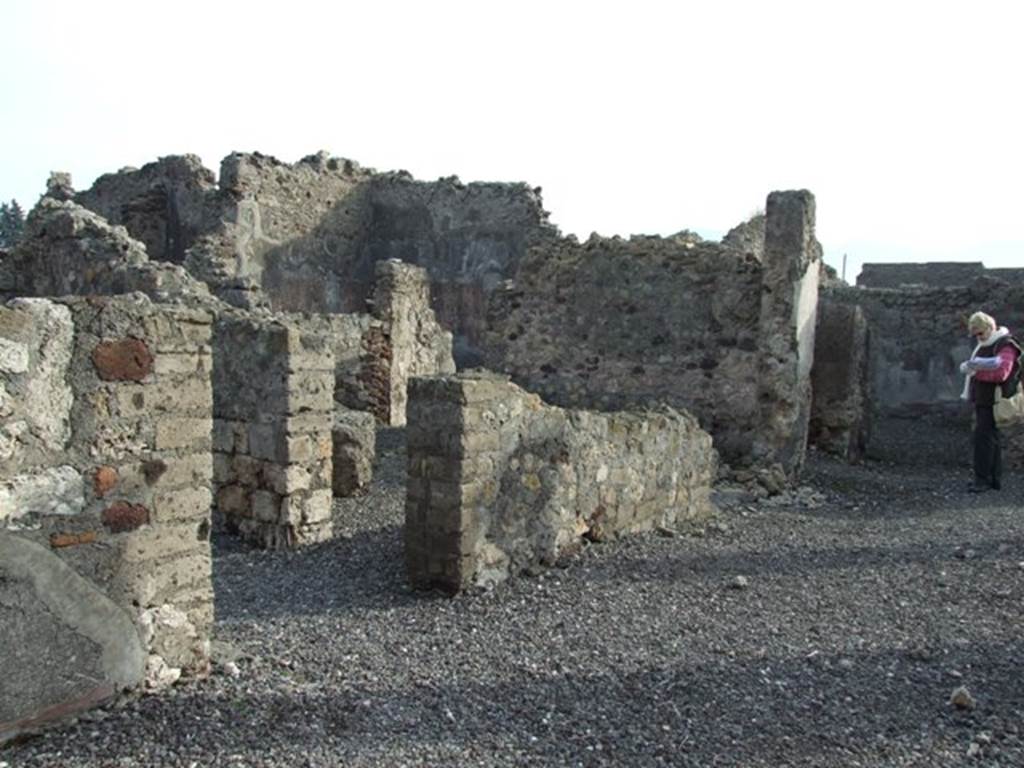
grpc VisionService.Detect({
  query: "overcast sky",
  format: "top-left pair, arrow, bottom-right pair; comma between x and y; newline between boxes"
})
3,0 -> 1021,281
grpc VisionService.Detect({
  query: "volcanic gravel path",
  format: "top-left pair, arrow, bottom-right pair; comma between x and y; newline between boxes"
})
6,416 -> 1024,767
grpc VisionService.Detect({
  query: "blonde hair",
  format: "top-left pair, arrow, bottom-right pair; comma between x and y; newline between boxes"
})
968,311 -> 996,334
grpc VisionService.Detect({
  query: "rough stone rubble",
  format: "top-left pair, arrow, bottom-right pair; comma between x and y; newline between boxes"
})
1,148 -> 828,742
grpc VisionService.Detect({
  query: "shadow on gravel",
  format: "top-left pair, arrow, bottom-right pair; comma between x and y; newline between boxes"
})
19,640 -> 1020,766
212,525 -> 429,622
572,533 -> 1024,587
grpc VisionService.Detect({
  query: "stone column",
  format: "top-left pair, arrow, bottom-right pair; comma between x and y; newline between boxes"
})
809,300 -> 871,461
212,315 -> 334,549
756,190 -> 821,476
373,259 -> 455,427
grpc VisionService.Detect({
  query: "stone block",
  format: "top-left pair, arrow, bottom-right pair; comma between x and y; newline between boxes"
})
249,424 -> 284,462
281,489 -> 332,526
93,466 -> 118,497
114,379 -> 212,417
110,552 -> 212,618
252,490 -> 281,523
153,352 -> 204,377
118,521 -> 206,563
143,453 -> 212,490
0,337 -> 29,374
0,536 -> 145,744
332,409 -> 375,497
263,464 -> 312,496
153,486 -> 212,523
155,418 -> 212,451
215,484 -> 250,518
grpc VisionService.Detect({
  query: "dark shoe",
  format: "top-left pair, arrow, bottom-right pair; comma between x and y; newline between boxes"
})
968,480 -> 990,493
992,479 -> 1002,491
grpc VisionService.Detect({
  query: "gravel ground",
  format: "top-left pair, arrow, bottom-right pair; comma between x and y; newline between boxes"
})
6,417 -> 1024,767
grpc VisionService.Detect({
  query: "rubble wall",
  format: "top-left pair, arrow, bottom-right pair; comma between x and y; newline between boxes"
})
0,198 -> 213,307
212,313 -> 335,549
364,175 -> 556,364
824,282 -> 1024,415
73,155 -> 218,265
482,191 -> 819,472
809,302 -> 870,460
404,372 -> 716,592
73,154 -> 554,361
0,296 -> 214,740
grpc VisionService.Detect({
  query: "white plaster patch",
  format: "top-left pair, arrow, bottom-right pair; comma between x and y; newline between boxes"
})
0,465 -> 84,525
0,338 -> 29,373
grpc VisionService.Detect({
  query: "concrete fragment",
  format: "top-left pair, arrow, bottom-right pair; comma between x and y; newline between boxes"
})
0,535 -> 145,744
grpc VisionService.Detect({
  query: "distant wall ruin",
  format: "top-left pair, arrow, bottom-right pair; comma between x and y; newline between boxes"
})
857,262 -> 1024,289
1,295 -> 213,740
822,281 -> 1024,416
404,372 -> 716,591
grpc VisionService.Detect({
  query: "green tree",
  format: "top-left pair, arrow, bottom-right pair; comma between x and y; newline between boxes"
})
0,199 -> 25,249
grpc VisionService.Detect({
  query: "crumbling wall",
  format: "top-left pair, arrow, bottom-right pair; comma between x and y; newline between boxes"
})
0,198 -> 213,307
809,302 -> 870,460
190,151 -> 376,310
404,371 -> 716,592
211,313 -> 335,549
482,191 -> 819,474
68,152 -> 556,362
364,175 -> 556,364
74,155 -> 218,265
1,295 -> 214,740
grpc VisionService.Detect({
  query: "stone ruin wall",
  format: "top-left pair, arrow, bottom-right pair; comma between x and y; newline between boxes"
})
0,198 -> 213,307
5,181 -> 455,550
857,262 -> 1024,289
404,372 -> 717,592
211,314 -> 335,549
73,155 -> 219,266
822,280 -> 1024,418
56,152 -> 820,475
65,153 -> 554,368
1,295 -> 213,741
483,191 -> 821,476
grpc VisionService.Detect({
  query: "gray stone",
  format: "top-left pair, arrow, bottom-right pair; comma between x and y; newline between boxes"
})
0,534 -> 145,744
332,408 -> 376,497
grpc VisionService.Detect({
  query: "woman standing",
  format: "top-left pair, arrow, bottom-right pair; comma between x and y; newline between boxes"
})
960,311 -> 1022,492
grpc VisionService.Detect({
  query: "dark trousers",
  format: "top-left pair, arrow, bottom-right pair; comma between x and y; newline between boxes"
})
974,405 -> 1002,487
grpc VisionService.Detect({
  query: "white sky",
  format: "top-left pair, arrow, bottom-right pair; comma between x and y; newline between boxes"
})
3,0 -> 1021,281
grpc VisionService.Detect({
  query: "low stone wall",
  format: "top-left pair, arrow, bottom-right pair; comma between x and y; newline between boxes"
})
1,295 -> 214,741
404,372 -> 717,592
212,313 -> 335,548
